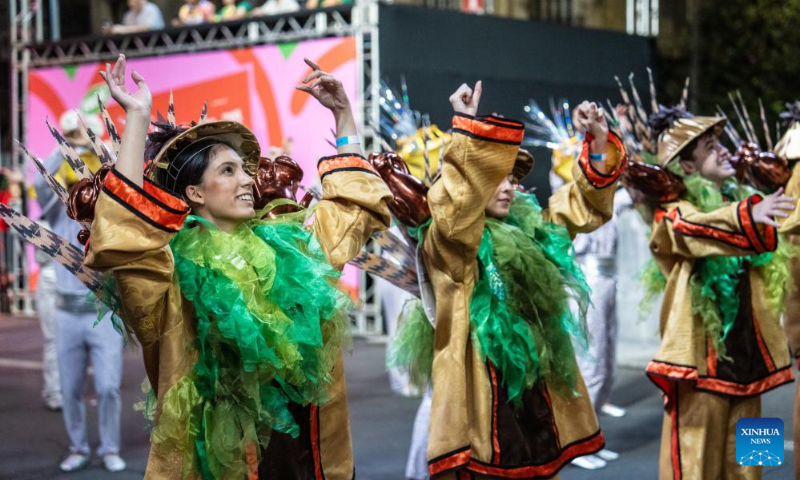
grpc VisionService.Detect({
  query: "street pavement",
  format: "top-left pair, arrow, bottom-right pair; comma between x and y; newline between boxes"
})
0,316 -> 795,479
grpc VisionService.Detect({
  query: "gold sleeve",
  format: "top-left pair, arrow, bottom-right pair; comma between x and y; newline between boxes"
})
423,113 -> 523,282
544,132 -> 627,237
84,170 -> 190,345
312,154 -> 392,271
649,196 -> 778,259
779,165 -> 800,234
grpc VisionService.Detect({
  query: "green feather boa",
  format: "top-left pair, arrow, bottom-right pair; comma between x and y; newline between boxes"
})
151,207 -> 351,479
388,192 -> 590,404
640,175 -> 793,358
385,299 -> 434,392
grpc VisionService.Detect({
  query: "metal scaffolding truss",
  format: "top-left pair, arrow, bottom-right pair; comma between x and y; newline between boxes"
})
8,0 -> 387,335
23,7 -> 357,67
352,0 -> 384,336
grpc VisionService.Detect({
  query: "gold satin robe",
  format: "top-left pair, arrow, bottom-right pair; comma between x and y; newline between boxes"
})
780,163 -> 800,480
782,165 -> 800,360
647,194 -> 798,479
423,113 -> 626,479
84,154 -> 391,480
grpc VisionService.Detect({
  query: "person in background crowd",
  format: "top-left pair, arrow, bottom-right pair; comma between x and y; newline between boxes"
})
174,0 -> 216,26
216,0 -> 253,21
105,0 -> 165,34
0,169 -> 55,411
305,0 -> 352,10
0,169 -> 21,313
549,127 -> 632,471
254,0 -> 300,16
35,111 -> 126,474
34,226 -> 61,412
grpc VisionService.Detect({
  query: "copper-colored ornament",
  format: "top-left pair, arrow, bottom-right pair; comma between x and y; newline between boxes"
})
253,155 -> 308,218
622,161 -> 686,203
730,142 -> 791,193
368,152 -> 430,227
66,165 -> 112,245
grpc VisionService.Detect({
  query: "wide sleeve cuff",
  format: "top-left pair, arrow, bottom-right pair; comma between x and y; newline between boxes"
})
318,153 -> 378,180
666,206 -> 754,250
102,170 -> 190,233
576,131 -> 627,189
737,195 -> 777,253
451,113 -> 524,145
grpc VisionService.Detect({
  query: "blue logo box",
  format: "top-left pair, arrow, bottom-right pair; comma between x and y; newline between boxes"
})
735,417 -> 784,466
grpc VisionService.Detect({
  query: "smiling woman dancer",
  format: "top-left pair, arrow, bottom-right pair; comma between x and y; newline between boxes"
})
87,54 -> 391,479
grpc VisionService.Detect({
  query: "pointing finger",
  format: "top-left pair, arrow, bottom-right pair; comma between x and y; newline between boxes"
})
472,80 -> 483,106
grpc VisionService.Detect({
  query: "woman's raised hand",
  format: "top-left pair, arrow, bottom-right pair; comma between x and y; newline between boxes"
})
99,54 -> 150,187
99,54 -> 152,115
449,81 -> 482,117
296,58 -> 351,115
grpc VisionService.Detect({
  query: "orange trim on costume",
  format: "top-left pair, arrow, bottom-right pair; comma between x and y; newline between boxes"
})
310,405 -> 324,480
646,361 -> 793,396
484,115 -> 522,128
749,196 -> 778,252
706,339 -> 717,377
696,369 -> 793,396
665,208 -> 752,250
246,442 -> 258,480
654,208 -> 668,224
738,198 -> 765,252
540,386 -> 562,451
738,196 -> 776,253
488,362 -> 501,461
764,225 -> 777,251
318,156 -> 377,177
143,178 -> 190,212
451,115 -> 524,144
647,362 -> 698,381
429,448 -> 472,477
465,433 -> 605,479
103,171 -> 189,231
751,307 -> 776,373
577,132 -> 627,189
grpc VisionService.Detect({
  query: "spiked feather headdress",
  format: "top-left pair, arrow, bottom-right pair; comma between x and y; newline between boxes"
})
614,69 -> 725,167
144,95 -> 261,193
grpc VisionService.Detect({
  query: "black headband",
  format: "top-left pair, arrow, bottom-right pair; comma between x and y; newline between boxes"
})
165,136 -> 228,193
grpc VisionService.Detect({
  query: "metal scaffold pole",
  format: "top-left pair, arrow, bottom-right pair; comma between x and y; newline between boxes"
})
8,0 -> 37,316
352,0 -> 384,337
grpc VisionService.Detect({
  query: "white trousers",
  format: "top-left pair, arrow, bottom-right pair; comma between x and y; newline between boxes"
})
575,273 -> 618,414
406,388 -> 432,480
56,308 -> 123,455
36,264 -> 61,404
